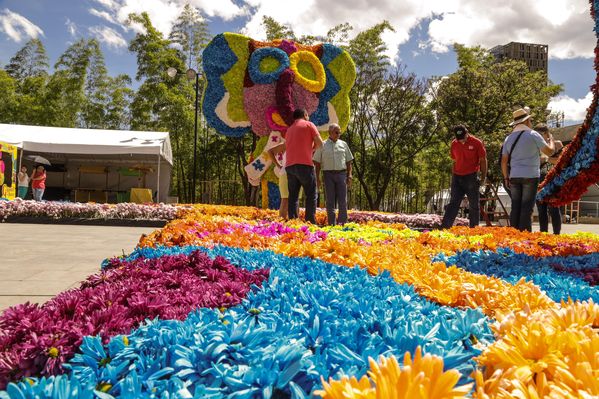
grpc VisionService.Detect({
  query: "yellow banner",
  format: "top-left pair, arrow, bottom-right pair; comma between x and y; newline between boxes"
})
0,141 -> 18,200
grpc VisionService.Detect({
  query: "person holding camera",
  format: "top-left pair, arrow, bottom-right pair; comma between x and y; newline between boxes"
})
501,108 -> 555,231
535,123 -> 563,234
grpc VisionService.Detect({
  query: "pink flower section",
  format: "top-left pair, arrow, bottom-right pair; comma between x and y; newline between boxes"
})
291,82 -> 319,116
278,40 -> 298,55
244,84 -> 276,137
0,251 -> 268,388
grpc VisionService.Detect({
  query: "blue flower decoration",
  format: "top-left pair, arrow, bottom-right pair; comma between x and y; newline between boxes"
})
248,47 -> 290,85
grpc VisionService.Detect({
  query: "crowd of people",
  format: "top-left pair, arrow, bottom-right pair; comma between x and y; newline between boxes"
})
442,107 -> 564,233
269,106 -> 564,232
17,164 -> 46,201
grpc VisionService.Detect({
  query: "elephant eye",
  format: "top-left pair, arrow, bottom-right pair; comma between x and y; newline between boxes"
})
289,51 -> 326,93
248,47 -> 290,85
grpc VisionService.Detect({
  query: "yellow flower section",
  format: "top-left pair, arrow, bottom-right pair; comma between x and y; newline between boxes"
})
289,51 -> 326,92
474,300 -> 599,399
317,347 -> 472,399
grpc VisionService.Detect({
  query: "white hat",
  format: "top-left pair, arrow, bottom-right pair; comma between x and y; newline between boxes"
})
510,108 -> 531,126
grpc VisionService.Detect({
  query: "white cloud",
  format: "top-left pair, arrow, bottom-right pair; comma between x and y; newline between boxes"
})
240,0 -> 455,61
90,8 -> 117,25
549,91 -> 593,123
65,18 -> 77,37
240,0 -> 595,61
89,25 -> 127,49
88,0 -> 246,38
426,0 -> 594,59
0,8 -> 43,43
82,0 -> 595,61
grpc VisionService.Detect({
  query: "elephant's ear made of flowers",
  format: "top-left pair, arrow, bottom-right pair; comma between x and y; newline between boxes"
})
202,33 -> 252,138
536,1 -> 599,206
310,43 -> 356,134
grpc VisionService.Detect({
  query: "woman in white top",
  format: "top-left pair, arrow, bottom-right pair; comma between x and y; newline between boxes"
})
17,166 -> 29,199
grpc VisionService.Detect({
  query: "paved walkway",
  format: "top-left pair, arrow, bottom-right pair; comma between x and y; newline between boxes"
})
0,222 -> 597,312
0,224 -> 156,311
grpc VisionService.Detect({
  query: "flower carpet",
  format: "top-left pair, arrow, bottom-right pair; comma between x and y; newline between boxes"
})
1,205 -> 598,398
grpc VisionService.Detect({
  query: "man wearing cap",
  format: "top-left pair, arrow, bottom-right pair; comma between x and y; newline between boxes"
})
313,123 -> 354,225
441,124 -> 487,229
501,108 -> 555,231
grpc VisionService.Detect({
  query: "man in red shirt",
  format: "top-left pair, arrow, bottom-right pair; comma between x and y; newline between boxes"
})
285,108 -> 323,223
441,124 -> 487,228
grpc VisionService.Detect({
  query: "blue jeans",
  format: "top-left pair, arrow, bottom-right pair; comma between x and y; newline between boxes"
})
536,201 -> 561,234
323,171 -> 348,225
286,164 -> 317,224
509,177 -> 538,231
32,188 -> 44,201
442,173 -> 480,228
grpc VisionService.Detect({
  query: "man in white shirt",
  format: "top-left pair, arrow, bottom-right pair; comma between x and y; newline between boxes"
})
313,124 -> 354,225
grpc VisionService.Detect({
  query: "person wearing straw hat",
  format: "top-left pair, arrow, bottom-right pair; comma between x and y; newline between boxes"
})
501,108 -> 555,231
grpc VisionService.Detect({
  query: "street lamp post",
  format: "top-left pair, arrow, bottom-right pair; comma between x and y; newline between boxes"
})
188,69 -> 200,204
167,67 -> 201,203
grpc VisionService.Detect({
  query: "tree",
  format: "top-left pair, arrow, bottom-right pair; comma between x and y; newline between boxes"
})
0,70 -> 18,123
169,3 -> 210,72
346,68 -> 438,210
128,12 -> 196,201
4,38 -> 49,81
262,16 -> 296,41
430,43 -> 562,180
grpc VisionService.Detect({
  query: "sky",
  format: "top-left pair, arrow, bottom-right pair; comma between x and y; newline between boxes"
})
0,0 -> 596,125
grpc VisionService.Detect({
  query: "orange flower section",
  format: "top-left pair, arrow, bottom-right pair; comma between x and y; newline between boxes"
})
428,227 -> 599,257
140,214 -> 555,318
473,300 -> 599,399
317,347 -> 472,399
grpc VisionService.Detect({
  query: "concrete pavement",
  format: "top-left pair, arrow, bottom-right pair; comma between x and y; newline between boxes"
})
0,224 -> 156,311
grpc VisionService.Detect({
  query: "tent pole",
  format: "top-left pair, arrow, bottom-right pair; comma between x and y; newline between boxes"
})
156,153 -> 160,203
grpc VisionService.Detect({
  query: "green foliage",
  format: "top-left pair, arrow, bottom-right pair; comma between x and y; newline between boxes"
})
169,3 -> 210,71
262,16 -> 296,41
4,38 -> 49,81
430,43 -> 562,180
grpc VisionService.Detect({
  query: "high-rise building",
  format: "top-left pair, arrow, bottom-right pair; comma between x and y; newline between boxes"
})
490,42 -> 548,73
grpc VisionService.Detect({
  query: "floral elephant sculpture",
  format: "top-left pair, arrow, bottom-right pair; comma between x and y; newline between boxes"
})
202,33 -> 356,208
537,1 -> 599,206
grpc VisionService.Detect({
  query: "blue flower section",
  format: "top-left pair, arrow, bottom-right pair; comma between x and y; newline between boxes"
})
310,44 -> 342,126
434,249 -> 599,303
202,33 -> 251,138
8,246 -> 494,399
248,47 -> 290,85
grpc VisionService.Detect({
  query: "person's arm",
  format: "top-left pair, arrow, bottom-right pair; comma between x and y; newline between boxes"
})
311,124 -> 323,149
345,142 -> 354,186
501,154 -> 510,187
313,133 -> 323,149
346,161 -> 353,187
548,141 -> 564,165
537,131 -> 555,156
479,156 -> 487,184
478,141 -> 487,184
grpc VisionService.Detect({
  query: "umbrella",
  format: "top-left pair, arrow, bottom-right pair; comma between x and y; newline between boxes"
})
26,155 -> 51,166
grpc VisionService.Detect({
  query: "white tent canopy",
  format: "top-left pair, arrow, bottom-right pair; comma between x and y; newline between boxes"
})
0,124 -> 172,164
0,124 -> 173,202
